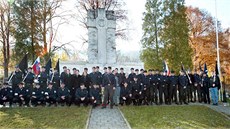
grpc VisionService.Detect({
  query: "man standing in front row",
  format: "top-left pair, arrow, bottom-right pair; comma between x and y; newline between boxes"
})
102,66 -> 116,109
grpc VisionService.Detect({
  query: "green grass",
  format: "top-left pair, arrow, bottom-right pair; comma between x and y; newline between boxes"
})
0,107 -> 90,129
120,105 -> 230,129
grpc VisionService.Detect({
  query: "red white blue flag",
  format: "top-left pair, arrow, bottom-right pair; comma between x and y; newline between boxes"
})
163,61 -> 170,76
32,57 -> 40,75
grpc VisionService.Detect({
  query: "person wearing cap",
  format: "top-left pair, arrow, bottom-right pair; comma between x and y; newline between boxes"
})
57,82 -> 71,106
10,65 -> 23,90
128,68 -> 136,84
0,82 -> 13,107
71,68 -> 82,105
193,70 -> 201,102
201,72 -> 210,104
31,83 -> 45,107
49,68 -> 60,90
24,67 -> 35,93
159,71 -> 169,105
89,83 -> 101,108
44,82 -> 58,106
101,66 -> 116,109
187,70 -> 194,103
169,71 -> 179,105
38,66 -> 48,89
178,71 -> 189,105
60,66 -> 68,83
131,75 -> 143,105
13,82 -> 30,107
120,81 -> 132,106
90,67 -> 102,86
75,84 -> 89,107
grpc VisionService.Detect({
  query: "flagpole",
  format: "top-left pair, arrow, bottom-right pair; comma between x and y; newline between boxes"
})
215,0 -> 223,101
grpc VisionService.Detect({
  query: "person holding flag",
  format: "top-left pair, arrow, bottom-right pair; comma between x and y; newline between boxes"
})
38,66 -> 48,90
9,66 -> 23,90
23,67 -> 35,94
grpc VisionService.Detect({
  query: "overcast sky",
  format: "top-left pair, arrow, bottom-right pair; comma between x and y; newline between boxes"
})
55,0 -> 230,54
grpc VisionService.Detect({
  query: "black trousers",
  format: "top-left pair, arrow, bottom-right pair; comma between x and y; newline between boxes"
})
31,97 -> 44,106
149,85 -> 158,104
169,85 -> 178,103
132,91 -> 142,105
75,98 -> 89,106
103,85 -> 114,107
120,96 -> 132,105
13,96 -> 30,106
159,85 -> 168,104
142,87 -> 150,104
179,86 -> 188,104
202,87 -> 210,104
45,97 -> 57,104
0,97 -> 13,105
57,96 -> 71,105
187,84 -> 193,102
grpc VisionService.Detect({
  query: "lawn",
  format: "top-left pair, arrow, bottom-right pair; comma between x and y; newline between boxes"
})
120,105 -> 230,129
0,107 -> 90,129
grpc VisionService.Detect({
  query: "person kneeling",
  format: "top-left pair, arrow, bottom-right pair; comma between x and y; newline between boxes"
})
75,84 -> 89,107
31,83 -> 45,107
0,82 -> 13,107
120,81 -> 132,106
44,83 -> 57,106
13,82 -> 30,107
57,82 -> 71,106
89,84 -> 101,108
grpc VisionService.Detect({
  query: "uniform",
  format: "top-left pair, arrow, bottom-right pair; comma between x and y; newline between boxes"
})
149,73 -> 158,104
49,72 -> 60,89
39,71 -> 48,89
89,86 -> 101,108
0,86 -> 13,106
80,74 -> 91,91
178,74 -> 189,104
71,74 -> 82,104
90,72 -> 102,85
13,86 -> 30,106
160,75 -> 169,104
11,71 -> 23,90
44,86 -> 58,106
57,87 -> 71,106
113,73 -> 121,105
141,74 -> 150,105
201,75 -> 210,104
169,75 -> 178,104
120,84 -> 132,105
31,86 -> 45,106
75,87 -> 89,106
193,73 -> 202,102
24,72 -> 35,89
131,79 -> 143,105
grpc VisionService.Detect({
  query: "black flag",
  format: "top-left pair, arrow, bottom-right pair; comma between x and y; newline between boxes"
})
215,61 -> 219,76
18,54 -> 28,75
55,59 -> 60,75
45,58 -> 52,75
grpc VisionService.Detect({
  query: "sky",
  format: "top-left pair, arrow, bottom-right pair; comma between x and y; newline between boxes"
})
55,0 -> 230,54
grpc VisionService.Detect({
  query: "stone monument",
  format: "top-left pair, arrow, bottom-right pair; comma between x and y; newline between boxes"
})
87,8 -> 116,65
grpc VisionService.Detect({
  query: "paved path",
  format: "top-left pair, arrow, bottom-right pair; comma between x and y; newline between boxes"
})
87,106 -> 130,129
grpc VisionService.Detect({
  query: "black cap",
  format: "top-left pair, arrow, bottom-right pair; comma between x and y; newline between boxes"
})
131,68 -> 134,70
63,66 -> 67,69
28,67 -> 32,69
92,67 -> 96,69
96,66 -> 99,69
140,69 -> 144,71
120,68 -> 124,70
143,70 -> 147,73
104,67 -> 107,70
84,68 -> 88,70
135,69 -> 139,71
108,66 -> 112,70
148,69 -> 153,72
18,82 -> 24,85
73,68 -> 77,71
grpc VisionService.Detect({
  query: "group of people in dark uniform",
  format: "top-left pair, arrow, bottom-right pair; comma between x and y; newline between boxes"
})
0,65 -> 220,108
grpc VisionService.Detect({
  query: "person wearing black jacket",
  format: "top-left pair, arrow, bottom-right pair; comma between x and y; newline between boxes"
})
120,81 -> 132,106
0,82 -> 13,107
49,68 -> 60,90
178,71 -> 189,105
38,66 -> 48,89
118,68 -> 126,87
81,68 -> 91,91
89,84 -> 101,108
75,84 -> 89,107
169,71 -> 179,104
44,83 -> 58,106
31,83 -> 44,107
142,70 -> 150,105
24,67 -> 35,91
10,66 -> 23,90
13,82 -> 30,107
193,70 -> 202,102
160,71 -> 169,105
131,76 -> 143,105
201,73 -> 210,104
57,82 -> 71,106
128,68 -> 136,84
101,67 -> 116,109
71,68 -> 82,104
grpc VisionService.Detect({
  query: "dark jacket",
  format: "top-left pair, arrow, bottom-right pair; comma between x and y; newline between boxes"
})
31,87 -> 44,99
44,87 -> 57,99
89,87 -> 101,100
75,88 -> 88,99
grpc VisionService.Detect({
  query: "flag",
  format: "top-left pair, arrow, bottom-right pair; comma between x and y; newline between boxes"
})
45,58 -> 52,75
204,63 -> 208,74
163,61 -> 170,76
55,59 -> 60,75
18,54 -> 28,75
215,61 -> 219,76
32,57 -> 40,75
181,63 -> 185,73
